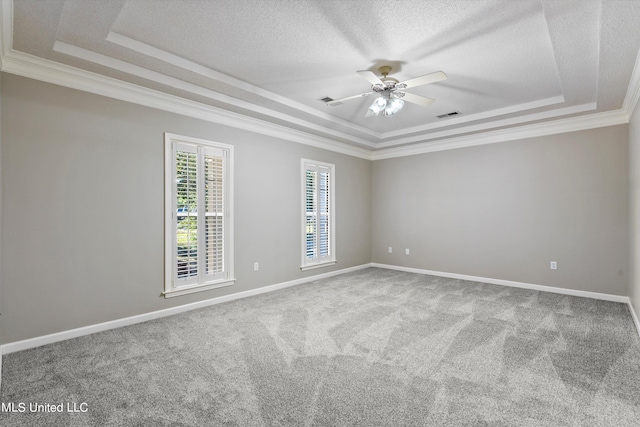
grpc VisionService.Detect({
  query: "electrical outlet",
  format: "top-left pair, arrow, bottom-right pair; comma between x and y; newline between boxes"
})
405,248 -> 410,255
550,261 -> 557,270
254,262 -> 259,271
388,247 -> 393,254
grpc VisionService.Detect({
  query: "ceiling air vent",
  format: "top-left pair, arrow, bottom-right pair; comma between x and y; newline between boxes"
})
436,111 -> 461,119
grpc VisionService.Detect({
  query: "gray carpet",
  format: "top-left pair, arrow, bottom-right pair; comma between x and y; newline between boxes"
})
1,267 -> 639,426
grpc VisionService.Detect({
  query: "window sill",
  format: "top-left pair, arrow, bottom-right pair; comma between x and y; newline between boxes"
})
300,260 -> 337,272
163,278 -> 235,298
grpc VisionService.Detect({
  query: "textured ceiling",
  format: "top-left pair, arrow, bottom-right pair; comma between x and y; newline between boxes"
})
6,0 -> 640,152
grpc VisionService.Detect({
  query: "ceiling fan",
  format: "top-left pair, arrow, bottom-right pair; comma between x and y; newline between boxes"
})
326,66 -> 447,117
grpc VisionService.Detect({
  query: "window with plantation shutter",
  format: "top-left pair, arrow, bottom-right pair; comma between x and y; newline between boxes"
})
164,133 -> 234,297
301,159 -> 336,270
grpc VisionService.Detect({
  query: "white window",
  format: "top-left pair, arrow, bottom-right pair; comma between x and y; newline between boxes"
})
301,159 -> 336,270
164,133 -> 234,297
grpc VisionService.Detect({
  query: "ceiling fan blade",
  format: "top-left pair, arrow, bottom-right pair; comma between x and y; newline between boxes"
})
401,92 -> 435,107
326,91 -> 373,106
399,71 -> 447,89
357,70 -> 384,86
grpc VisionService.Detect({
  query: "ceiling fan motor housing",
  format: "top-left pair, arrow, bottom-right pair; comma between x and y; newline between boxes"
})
372,66 -> 407,99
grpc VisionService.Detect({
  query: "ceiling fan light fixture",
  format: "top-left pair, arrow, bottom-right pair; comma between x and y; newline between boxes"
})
367,97 -> 387,117
384,98 -> 404,116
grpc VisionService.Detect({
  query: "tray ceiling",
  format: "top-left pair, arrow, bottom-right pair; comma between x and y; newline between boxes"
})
3,0 -> 640,157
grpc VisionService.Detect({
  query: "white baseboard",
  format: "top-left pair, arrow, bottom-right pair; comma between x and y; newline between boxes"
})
629,300 -> 640,338
371,263 -> 630,303
1,263 -> 371,355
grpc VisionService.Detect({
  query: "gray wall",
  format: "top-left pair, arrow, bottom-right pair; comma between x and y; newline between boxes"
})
630,103 -> 640,316
372,126 -> 629,295
0,73 -> 372,343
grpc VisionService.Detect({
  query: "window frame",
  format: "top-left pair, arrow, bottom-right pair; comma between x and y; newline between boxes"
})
164,133 -> 234,298
300,158 -> 336,271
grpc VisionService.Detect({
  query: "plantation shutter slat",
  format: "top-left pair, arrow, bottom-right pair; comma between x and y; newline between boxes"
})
318,167 -> 331,258
204,147 -> 225,280
174,143 -> 199,284
305,168 -> 317,260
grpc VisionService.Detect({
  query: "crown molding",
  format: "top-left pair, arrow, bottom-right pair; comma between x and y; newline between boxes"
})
106,31 -> 380,140
53,40 -> 377,149
379,96 -> 566,140
371,109 -> 629,160
0,45 -> 632,161
376,102 -> 597,148
1,47 -> 372,159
